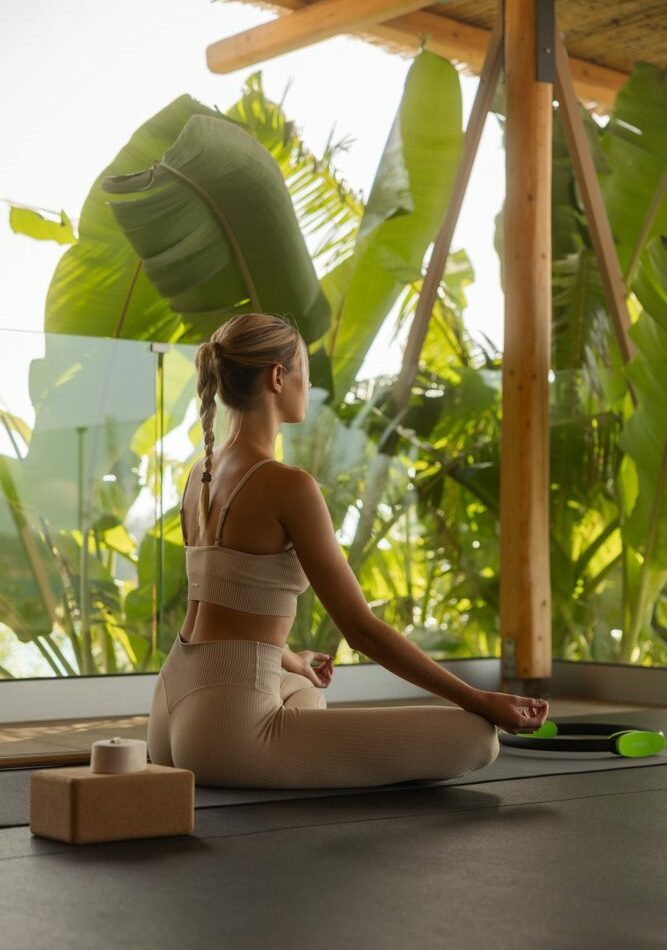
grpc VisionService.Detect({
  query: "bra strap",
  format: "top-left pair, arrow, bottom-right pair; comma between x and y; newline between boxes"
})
179,462 -> 198,545
214,458 -> 275,546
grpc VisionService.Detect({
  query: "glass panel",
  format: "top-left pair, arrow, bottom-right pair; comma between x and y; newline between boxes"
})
548,362 -> 667,667
289,362 -> 504,665
0,329 -> 158,679
280,359 -> 666,668
1,330 -> 665,680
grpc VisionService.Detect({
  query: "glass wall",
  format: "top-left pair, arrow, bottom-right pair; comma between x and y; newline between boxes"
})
0,330 -> 161,679
1,327 -> 665,680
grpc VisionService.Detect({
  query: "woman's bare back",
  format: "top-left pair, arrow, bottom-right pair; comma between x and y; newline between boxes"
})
178,448 -> 296,647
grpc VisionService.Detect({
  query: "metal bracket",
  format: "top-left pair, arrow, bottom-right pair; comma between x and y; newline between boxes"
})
501,635 -> 517,678
535,0 -> 555,83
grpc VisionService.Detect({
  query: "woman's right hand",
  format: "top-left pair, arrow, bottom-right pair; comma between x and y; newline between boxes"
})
466,689 -> 550,734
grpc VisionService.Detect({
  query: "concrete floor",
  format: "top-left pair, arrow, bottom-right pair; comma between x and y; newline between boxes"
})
1,697 -> 666,949
1,764 -> 665,949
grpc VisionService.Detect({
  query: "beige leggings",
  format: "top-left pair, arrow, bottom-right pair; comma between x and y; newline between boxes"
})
147,636 -> 499,789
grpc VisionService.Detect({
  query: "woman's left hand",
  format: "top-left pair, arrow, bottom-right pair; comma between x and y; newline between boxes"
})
294,651 -> 334,688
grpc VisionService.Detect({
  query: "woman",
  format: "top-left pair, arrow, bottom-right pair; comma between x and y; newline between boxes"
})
147,312 -> 549,788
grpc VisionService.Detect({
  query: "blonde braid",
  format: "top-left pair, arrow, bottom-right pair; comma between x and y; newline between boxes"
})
194,340 -> 220,533
189,314 -> 305,539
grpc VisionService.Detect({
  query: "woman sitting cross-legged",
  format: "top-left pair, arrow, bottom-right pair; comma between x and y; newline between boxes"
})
147,311 -> 548,789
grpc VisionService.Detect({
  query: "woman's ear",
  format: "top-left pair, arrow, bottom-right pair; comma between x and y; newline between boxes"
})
269,362 -> 283,393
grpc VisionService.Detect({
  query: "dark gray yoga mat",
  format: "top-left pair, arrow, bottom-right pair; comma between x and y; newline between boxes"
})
2,708 -> 665,828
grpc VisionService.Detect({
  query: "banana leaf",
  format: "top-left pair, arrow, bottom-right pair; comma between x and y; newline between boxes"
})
322,51 -> 464,403
10,207 -> 76,245
224,71 -> 363,273
600,62 -> 667,277
37,79 -> 359,345
46,95 -> 222,340
620,236 -> 667,569
102,111 -> 330,343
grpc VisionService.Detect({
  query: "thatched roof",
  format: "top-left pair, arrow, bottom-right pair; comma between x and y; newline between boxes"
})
224,0 -> 666,110
414,1 -> 666,76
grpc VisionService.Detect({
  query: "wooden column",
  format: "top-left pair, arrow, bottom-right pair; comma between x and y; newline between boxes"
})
500,0 -> 553,692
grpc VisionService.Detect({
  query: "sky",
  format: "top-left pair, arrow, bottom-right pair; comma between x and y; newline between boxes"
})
0,0 -> 506,380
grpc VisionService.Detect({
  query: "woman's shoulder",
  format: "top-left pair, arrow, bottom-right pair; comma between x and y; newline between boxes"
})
208,450 -> 307,480
264,460 -> 314,491
257,461 -> 318,498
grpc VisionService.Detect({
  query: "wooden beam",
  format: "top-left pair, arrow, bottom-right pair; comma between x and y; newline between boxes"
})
206,0 -> 431,73
369,11 -> 628,110
554,33 -> 638,372
500,0 -> 553,690
370,11 -> 490,72
208,1 -> 629,111
367,10 -> 628,112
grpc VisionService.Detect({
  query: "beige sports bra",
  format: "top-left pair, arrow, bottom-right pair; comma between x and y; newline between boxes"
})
179,457 -> 309,618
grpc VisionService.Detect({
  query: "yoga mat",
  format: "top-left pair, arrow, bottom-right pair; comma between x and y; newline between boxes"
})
1,708 -> 665,828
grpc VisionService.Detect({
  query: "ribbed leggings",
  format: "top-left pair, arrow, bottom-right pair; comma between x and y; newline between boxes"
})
147,636 -> 499,788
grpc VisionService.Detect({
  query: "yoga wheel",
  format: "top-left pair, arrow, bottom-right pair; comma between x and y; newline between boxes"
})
499,720 -> 665,757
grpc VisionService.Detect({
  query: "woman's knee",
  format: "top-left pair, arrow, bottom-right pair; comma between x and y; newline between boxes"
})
281,671 -> 327,710
280,670 -> 311,698
467,712 -> 500,768
284,687 -> 327,711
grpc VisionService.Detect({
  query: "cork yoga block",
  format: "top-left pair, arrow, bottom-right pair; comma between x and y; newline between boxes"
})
30,764 -> 195,845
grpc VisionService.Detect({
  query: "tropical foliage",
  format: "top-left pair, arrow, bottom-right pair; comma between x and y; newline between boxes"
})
1,53 -> 665,678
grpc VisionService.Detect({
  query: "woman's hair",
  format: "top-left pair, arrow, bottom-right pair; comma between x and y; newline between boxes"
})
192,312 -> 305,534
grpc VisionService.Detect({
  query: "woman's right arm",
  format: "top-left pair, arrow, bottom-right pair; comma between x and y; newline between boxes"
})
279,467 -> 549,732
